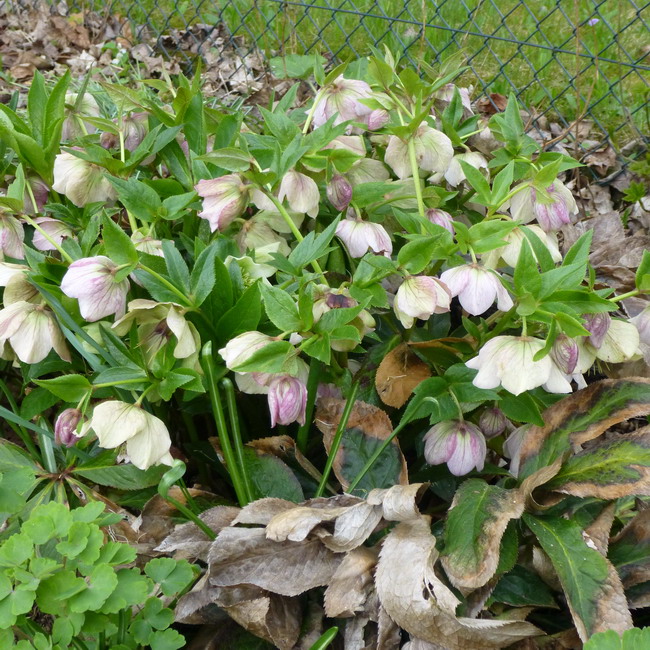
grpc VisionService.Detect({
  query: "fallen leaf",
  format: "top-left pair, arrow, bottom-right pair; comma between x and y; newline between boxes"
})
477,93 -> 508,115
367,482 -> 428,521
375,343 -> 431,408
232,497 -> 296,526
324,547 -> 377,618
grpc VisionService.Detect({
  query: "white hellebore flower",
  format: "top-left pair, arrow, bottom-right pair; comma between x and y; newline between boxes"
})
61,256 -> 130,321
384,122 -> 453,179
312,76 -> 374,130
481,225 -> 561,269
31,217 -> 74,252
509,180 -> 578,232
61,92 -> 100,141
195,174 -> 250,232
440,264 -> 513,316
90,401 -> 173,470
335,218 -> 392,258
582,318 -> 640,364
52,151 -> 116,207
467,335 -> 572,396
218,331 -> 276,370
0,212 -> 25,259
393,275 -> 451,328
444,152 -> 488,187
278,171 -> 320,218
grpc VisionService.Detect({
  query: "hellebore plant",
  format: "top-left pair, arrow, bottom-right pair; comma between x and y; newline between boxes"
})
0,51 -> 648,650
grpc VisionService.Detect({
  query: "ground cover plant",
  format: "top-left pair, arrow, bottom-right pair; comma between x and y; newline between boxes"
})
0,46 -> 649,649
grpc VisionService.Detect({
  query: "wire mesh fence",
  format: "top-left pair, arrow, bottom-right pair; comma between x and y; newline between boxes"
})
14,0 -> 650,158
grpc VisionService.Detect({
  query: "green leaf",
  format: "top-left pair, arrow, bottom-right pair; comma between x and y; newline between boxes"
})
35,374 -> 92,402
107,176 -> 162,223
524,514 -> 610,639
269,53 -> 326,79
260,283 -> 302,332
289,217 -> 340,269
68,563 -> 118,613
242,447 -> 304,503
19,387 -> 59,420
397,236 -> 440,274
73,452 -> 168,489
232,340 -> 295,373
514,238 -> 541,298
460,160 -> 491,204
100,568 -> 152,614
584,628 -> 650,650
190,242 -> 219,307
102,214 -> 138,266
0,440 -> 39,473
0,468 -> 37,515
0,534 -> 33,568
441,479 -> 524,590
197,147 -> 251,171
162,240 -> 191,293
636,250 -> 650,292
491,565 -> 557,608
499,391 -> 544,427
144,558 -> 195,597
150,629 -> 186,650
216,282 -> 262,343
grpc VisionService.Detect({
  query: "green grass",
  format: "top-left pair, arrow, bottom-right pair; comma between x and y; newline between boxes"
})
102,0 -> 648,145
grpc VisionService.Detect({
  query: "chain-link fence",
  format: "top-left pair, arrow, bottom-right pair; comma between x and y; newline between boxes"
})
28,0 -> 650,158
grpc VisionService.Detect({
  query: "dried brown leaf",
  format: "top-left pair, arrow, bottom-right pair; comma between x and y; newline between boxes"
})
232,497 -> 296,526
375,343 -> 431,408
367,482 -> 428,521
266,505 -> 349,542
324,547 -> 377,618
319,501 -> 384,553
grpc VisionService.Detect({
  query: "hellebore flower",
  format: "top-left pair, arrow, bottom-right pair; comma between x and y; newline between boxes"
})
426,208 -> 455,234
0,302 -> 70,363
311,76 -> 374,130
551,334 -> 579,375
278,170 -> 320,218
0,212 -> 25,259
267,375 -> 307,427
440,264 -> 513,316
0,263 -> 37,305
61,92 -> 100,141
481,225 -> 561,269
236,217 -> 291,257
195,174 -> 250,232
52,152 -> 116,207
113,300 -> 199,362
31,217 -> 74,252
393,275 -> 451,329
466,335 -> 573,395
24,177 -> 49,215
479,407 -> 508,438
444,152 -> 488,187
131,231 -> 164,257
509,181 -> 578,231
423,420 -> 487,476
100,112 -> 149,152
336,218 -> 392,258
55,408 -> 83,447
384,122 -> 454,179
61,256 -> 130,322
219,331 -> 276,370
584,318 -> 640,364
326,174 -> 353,212
345,158 -> 391,186
584,312 -> 611,349
90,401 -> 173,470
632,305 -> 650,347
503,424 -> 530,477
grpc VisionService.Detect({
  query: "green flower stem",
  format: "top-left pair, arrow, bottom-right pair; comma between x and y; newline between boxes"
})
297,359 -> 323,453
612,289 -> 641,302
37,422 -> 57,473
0,380 -> 42,461
407,138 -> 426,220
164,494 -> 217,540
309,627 -> 339,650
487,181 -> 532,218
221,377 -> 253,504
315,380 -> 359,497
93,378 -> 150,389
21,213 -> 74,264
138,264 -> 191,305
448,388 -> 465,421
302,87 -> 326,134
201,342 -> 248,507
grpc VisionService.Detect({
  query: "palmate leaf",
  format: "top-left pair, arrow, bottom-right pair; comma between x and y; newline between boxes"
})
584,628 -> 650,650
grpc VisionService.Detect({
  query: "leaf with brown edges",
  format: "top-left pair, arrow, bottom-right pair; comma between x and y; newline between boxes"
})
375,343 -> 431,408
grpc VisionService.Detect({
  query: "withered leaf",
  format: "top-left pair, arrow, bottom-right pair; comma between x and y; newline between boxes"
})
324,547 -> 377,618
375,343 -> 431,408
375,517 -> 540,649
232,497 -> 296,526
367,482 -> 428,521
320,501 -> 383,553
441,479 -> 525,590
517,378 -> 650,479
266,505 -> 350,543
208,527 -> 341,597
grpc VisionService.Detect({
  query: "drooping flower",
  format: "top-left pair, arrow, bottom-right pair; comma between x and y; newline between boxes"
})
584,312 -> 611,349
61,92 -> 100,141
0,301 -> 70,363
426,208 -> 455,234
479,407 -> 508,438
218,331 -> 276,370
31,217 -> 74,252
52,151 -> 116,207
278,171 -> 320,218
311,76 -> 374,130
384,123 -> 454,179
195,174 -> 250,232
61,256 -> 130,322
440,264 -> 513,316
393,275 -> 451,328
481,225 -> 562,269
509,181 -> 578,232
466,335 -> 572,395
583,318 -> 640,364
267,375 -> 307,427
89,401 -> 173,470
444,152 -> 488,187
345,158 -> 391,186
336,218 -> 392,258
100,112 -> 149,152
131,230 -> 164,257
632,305 -> 650,347
54,408 -> 83,447
434,84 -> 473,116
326,174 -> 353,212
423,420 -> 487,476
503,424 -> 531,477
24,177 -> 49,214
0,212 -> 25,259
551,334 -> 579,375
113,300 -> 199,362
236,217 -> 291,257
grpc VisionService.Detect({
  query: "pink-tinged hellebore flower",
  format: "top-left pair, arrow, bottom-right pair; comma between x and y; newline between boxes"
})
509,181 -> 578,232
479,407 -> 508,438
424,420 -> 487,476
61,92 -> 100,141
267,375 -> 307,427
426,208 -> 455,234
195,174 -> 250,232
584,312 -> 611,348
90,401 -> 173,470
326,174 -> 353,212
444,152 -> 488,187
312,76 -> 374,130
551,334 -> 579,375
481,225 -> 561,269
0,212 -> 24,259
435,84 -> 473,115
218,331 -> 276,370
61,256 -> 130,322
24,177 -> 49,215
131,231 -> 164,257
584,318 -> 640,364
503,424 -> 531,477
393,276 -> 451,329
100,112 -> 149,152
55,408 -> 83,447
336,218 -> 392,258
632,305 -> 650,347
466,336 -> 572,396
440,264 -> 513,316
31,217 -> 74,252
278,171 -> 320,218
52,152 -> 116,207
0,263 -> 35,305
384,123 -> 454,179
0,302 -> 70,363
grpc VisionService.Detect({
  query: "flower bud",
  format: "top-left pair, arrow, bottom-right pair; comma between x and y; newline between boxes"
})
584,313 -> 611,348
218,331 -> 275,370
335,218 -> 392,258
551,333 -> 579,374
425,208 -> 455,234
326,174 -> 353,212
423,420 -> 486,476
393,275 -> 451,329
503,424 -> 530,477
100,113 -> 149,153
55,408 -> 83,447
479,408 -> 507,438
367,109 -> 389,130
279,170 -> 320,218
195,174 -> 250,232
52,151 -> 116,207
267,375 -> 307,427
509,181 -> 578,232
